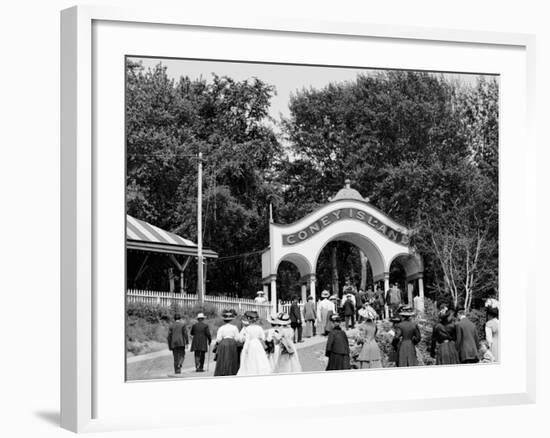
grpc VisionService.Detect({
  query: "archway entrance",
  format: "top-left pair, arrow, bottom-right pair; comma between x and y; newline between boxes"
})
261,181 -> 424,315
315,240 -> 374,298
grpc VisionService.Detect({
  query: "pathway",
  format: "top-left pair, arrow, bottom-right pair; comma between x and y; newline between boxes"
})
126,334 -> 328,380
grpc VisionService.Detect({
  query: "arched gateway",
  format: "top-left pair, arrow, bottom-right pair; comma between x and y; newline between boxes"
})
261,181 -> 424,312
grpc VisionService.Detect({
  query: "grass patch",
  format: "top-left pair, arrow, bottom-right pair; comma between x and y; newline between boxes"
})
126,301 -> 270,356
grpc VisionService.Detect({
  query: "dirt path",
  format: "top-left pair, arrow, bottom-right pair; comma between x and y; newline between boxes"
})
126,335 -> 328,381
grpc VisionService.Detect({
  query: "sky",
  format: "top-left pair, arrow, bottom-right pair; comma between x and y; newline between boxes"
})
133,56 -> 492,125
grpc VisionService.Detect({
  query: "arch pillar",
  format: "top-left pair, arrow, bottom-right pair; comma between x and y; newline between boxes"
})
270,276 -> 277,313
309,274 -> 316,302
301,283 -> 307,304
263,274 -> 278,313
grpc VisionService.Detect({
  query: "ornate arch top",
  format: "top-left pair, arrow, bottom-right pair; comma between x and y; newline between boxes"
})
262,181 -> 422,283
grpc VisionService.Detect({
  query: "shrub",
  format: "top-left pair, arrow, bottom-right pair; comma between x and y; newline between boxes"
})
466,307 -> 487,341
126,301 -> 224,355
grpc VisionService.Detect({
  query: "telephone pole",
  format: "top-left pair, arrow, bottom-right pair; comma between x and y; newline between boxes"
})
197,151 -> 204,303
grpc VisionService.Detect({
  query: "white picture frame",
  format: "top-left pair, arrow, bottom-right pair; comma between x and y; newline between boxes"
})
61,5 -> 536,433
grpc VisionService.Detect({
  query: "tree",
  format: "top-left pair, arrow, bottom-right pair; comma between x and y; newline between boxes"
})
126,61 -> 282,296
280,72 -> 498,306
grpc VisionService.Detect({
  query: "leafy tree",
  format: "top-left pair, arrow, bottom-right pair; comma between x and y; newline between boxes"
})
279,71 -> 498,305
126,61 -> 281,296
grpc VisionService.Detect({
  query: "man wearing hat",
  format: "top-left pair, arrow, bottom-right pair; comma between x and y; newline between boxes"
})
342,292 -> 356,329
289,295 -> 303,343
190,312 -> 212,372
325,314 -> 351,371
167,313 -> 189,374
386,283 -> 402,319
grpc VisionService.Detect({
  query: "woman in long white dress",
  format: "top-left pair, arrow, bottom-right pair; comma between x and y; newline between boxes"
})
273,313 -> 302,374
237,311 -> 272,376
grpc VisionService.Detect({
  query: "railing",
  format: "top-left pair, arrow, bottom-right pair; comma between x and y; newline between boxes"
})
127,289 -> 273,320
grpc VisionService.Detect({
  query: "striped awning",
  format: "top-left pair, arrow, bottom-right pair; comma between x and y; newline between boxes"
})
126,215 -> 218,258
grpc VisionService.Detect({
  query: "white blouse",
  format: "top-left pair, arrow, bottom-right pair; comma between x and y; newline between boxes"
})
216,323 -> 240,342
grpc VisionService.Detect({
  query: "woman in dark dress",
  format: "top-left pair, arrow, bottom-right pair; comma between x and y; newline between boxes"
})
213,310 -> 241,376
325,315 -> 351,370
394,307 -> 421,367
430,309 -> 459,365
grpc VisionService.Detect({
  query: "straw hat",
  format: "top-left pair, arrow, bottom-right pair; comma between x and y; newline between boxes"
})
330,314 -> 342,322
244,310 -> 259,322
321,290 -> 330,298
267,313 -> 280,325
277,312 -> 291,325
398,307 -> 415,317
196,312 -> 206,319
256,290 -> 264,295
222,310 -> 234,321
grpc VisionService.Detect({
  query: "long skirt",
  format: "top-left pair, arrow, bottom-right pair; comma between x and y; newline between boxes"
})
214,338 -> 240,376
357,340 -> 382,368
435,341 -> 460,365
326,352 -> 351,371
303,321 -> 313,338
267,344 -> 280,372
397,340 -> 418,367
237,339 -> 272,376
274,351 -> 302,374
319,308 -> 330,335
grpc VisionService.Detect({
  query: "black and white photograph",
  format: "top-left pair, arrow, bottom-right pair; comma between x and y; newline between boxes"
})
125,57 -> 499,381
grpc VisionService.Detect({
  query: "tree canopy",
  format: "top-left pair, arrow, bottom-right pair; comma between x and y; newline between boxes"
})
126,60 -> 499,309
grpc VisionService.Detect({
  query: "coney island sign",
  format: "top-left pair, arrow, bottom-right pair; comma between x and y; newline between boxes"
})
282,207 -> 410,246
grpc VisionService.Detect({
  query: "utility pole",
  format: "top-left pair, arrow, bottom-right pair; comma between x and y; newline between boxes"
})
197,151 -> 204,303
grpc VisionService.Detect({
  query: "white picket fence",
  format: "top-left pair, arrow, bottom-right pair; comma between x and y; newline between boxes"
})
127,289 -> 272,319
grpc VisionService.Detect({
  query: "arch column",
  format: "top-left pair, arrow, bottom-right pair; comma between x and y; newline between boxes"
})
416,275 -> 425,312
301,283 -> 307,304
270,276 -> 277,313
309,274 -> 317,302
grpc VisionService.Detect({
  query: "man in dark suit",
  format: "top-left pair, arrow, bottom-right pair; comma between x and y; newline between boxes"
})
289,296 -> 303,343
190,312 -> 212,372
167,313 -> 189,374
342,293 -> 356,329
455,308 -> 479,363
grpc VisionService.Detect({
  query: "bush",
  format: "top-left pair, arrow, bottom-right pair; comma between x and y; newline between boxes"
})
126,301 -> 225,356
466,308 -> 487,341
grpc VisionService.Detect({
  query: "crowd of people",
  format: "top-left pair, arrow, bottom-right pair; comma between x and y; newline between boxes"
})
166,284 -> 500,377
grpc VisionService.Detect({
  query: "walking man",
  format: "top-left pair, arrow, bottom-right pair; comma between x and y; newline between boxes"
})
342,293 -> 355,329
455,308 -> 479,364
387,283 -> 402,318
167,312 -> 188,374
289,295 -> 303,343
190,312 -> 212,372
